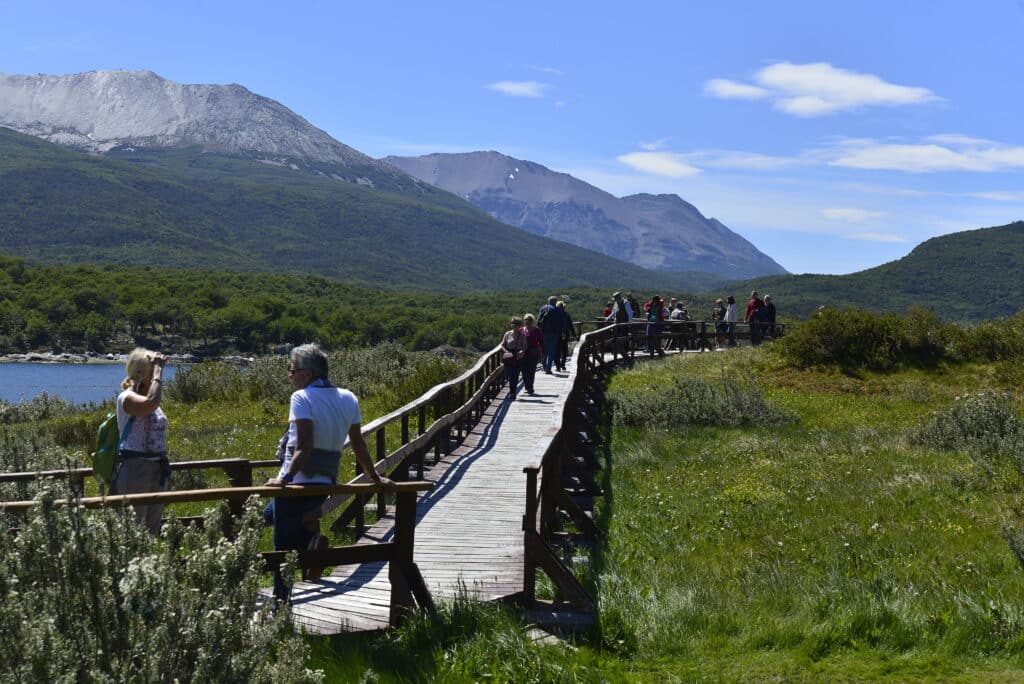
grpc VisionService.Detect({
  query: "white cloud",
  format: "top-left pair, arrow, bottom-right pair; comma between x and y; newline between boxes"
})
683,149 -> 808,171
821,207 -> 886,223
617,152 -> 702,177
554,100 -> 567,108
538,66 -> 563,75
927,133 -> 997,147
968,191 -> 1024,202
846,232 -> 909,243
830,142 -> 1024,172
640,138 -> 670,151
705,62 -> 940,117
703,78 -> 770,100
486,81 -> 547,98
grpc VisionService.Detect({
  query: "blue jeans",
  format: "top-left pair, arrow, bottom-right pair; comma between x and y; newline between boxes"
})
543,333 -> 559,371
272,494 -> 327,600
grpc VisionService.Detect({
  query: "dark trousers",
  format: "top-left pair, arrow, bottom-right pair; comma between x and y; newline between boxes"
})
556,336 -> 570,369
520,355 -> 538,393
504,361 -> 520,397
542,333 -> 559,371
272,494 -> 327,600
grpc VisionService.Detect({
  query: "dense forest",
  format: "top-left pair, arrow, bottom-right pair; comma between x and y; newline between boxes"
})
0,255 -> 658,354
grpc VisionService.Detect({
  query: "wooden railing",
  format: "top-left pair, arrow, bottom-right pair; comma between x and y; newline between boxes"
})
0,481 -> 434,626
574,319 -> 785,354
521,324 -> 617,614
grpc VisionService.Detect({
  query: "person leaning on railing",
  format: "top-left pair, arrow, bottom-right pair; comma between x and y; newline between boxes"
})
113,348 -> 170,535
265,343 -> 395,599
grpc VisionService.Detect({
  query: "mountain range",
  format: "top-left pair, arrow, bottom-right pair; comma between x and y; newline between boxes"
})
385,151 -> 786,279
0,69 -> 781,285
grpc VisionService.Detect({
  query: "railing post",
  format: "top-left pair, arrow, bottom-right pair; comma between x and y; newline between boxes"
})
223,460 -> 253,518
523,468 -> 538,605
389,488 -> 417,626
376,428 -> 387,517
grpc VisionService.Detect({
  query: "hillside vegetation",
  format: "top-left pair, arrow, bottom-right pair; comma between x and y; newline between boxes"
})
723,220 -> 1024,321
0,127 -> 717,295
0,255 -> 644,354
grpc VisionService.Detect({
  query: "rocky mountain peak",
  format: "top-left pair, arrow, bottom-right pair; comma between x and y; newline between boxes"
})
0,69 -> 377,169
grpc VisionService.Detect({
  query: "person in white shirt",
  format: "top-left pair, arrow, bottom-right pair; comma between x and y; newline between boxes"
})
266,343 -> 394,598
724,295 -> 739,347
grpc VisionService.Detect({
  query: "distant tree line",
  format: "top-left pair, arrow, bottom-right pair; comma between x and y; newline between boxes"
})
0,256 -> 622,355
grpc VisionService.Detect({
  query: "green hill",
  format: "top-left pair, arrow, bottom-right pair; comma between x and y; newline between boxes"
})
718,221 -> 1024,321
0,127 -> 721,294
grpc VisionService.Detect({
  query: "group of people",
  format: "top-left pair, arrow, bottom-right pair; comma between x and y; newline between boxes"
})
500,296 -> 576,398
711,290 -> 777,348
601,289 -> 779,353
111,343 -> 392,602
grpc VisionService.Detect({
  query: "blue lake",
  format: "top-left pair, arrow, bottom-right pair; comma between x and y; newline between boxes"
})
0,363 -> 179,406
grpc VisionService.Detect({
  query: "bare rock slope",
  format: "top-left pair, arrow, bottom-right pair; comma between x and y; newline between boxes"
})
0,69 -> 382,171
385,151 -> 787,279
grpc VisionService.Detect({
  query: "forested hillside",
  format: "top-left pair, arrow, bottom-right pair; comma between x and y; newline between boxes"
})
0,256 -> 633,354
723,220 -> 1024,321
0,127 -> 719,295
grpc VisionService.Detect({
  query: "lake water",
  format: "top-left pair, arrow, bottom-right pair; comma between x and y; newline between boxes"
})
0,363 -> 179,406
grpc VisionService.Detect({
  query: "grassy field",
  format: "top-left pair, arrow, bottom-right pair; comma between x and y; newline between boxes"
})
301,346 -> 1024,682
6,338 -> 1024,681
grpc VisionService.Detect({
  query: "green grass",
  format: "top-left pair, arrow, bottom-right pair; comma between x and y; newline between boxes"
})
9,343 -> 1024,680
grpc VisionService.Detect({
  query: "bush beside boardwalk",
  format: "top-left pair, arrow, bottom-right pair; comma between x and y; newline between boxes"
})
6,312 -> 1024,680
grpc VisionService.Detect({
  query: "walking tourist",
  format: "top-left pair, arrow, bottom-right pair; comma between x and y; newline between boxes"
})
501,317 -> 527,399
712,298 -> 726,349
745,290 -> 766,346
644,295 -> 666,356
556,300 -> 576,372
113,348 -> 171,535
537,296 -> 567,374
724,295 -> 739,347
519,314 -> 545,395
266,343 -> 394,600
764,294 -> 777,337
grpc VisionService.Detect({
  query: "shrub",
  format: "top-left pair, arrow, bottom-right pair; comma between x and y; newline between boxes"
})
0,431 -> 80,502
0,392 -> 78,425
911,392 -> 1024,470
774,307 -> 905,370
0,497 -> 321,683
610,374 -> 796,428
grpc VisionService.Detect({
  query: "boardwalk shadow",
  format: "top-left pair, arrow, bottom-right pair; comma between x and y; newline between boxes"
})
296,393 -> 518,597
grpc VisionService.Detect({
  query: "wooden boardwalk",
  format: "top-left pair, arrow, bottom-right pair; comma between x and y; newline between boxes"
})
283,361 -> 576,635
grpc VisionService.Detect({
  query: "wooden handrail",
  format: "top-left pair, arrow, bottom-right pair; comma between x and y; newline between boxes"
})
0,481 -> 432,512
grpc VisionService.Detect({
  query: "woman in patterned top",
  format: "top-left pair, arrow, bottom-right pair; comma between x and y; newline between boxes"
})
113,347 -> 170,535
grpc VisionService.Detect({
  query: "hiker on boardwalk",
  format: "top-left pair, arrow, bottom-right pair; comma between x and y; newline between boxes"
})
606,292 -> 631,360
537,296 -> 568,374
711,298 -> 726,349
519,314 -> 545,395
266,343 -> 394,600
556,300 -> 576,372
724,295 -> 739,347
113,348 -> 170,535
745,291 -> 766,346
501,317 -> 527,399
763,294 -> 777,337
644,295 -> 666,357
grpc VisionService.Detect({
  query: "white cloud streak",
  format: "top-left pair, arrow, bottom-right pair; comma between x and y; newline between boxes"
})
705,62 -> 940,117
486,81 -> 547,98
821,207 -> 886,223
616,152 -> 702,177
846,232 -> 909,243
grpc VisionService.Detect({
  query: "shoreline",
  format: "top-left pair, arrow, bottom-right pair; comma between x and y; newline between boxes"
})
0,352 -> 254,365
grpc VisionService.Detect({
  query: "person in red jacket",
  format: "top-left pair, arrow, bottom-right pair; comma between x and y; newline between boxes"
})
643,295 -> 666,356
519,313 -> 546,395
745,291 -> 766,345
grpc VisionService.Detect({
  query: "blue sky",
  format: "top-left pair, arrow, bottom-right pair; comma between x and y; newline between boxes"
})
2,0 -> 1023,275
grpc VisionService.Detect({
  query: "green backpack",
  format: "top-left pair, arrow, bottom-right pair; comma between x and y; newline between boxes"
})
91,412 -> 133,488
